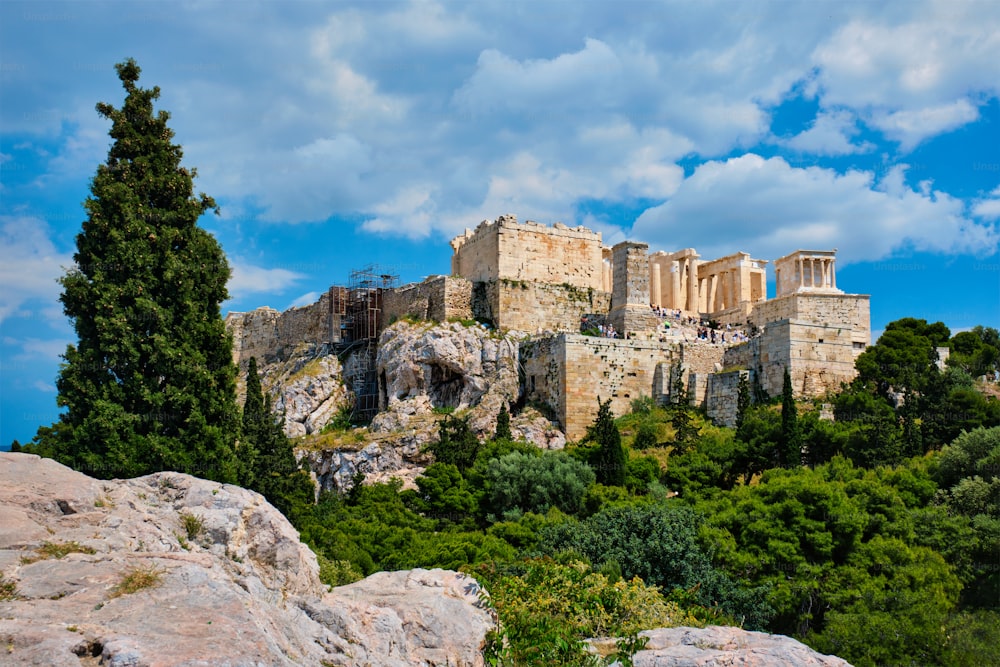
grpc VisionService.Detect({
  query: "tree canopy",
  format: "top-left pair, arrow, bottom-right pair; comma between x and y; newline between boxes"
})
40,59 -> 240,482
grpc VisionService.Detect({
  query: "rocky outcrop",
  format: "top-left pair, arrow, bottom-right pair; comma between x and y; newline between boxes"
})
259,346 -> 349,438
378,320 -> 519,413
377,321 -> 564,448
593,626 -> 853,667
0,453 -> 492,666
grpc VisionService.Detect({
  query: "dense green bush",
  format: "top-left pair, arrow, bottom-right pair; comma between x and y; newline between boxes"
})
482,451 -> 595,521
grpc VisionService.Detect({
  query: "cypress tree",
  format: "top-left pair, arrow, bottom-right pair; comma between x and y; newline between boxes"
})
44,59 -> 240,482
493,403 -> 512,441
590,398 -> 626,486
780,368 -> 801,468
241,357 -> 314,517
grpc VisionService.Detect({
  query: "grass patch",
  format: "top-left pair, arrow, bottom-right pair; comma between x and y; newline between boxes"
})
109,564 -> 164,598
0,573 -> 17,601
21,541 -> 96,564
179,512 -> 204,541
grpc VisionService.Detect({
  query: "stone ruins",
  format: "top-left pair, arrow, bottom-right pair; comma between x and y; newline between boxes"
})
227,214 -> 870,441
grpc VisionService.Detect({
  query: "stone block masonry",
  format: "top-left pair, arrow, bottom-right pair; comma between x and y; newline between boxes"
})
521,334 -> 727,441
451,214 -> 604,290
382,275 -> 473,325
226,289 -> 338,369
478,280 -> 611,333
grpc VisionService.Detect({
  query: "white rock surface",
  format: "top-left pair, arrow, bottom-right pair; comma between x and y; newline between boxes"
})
600,626 -> 854,667
0,453 -> 492,666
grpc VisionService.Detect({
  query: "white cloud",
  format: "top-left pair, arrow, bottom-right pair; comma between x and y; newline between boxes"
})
227,259 -> 304,301
32,380 -> 56,394
869,99 -> 980,150
0,216 -> 73,324
783,110 -> 874,156
288,291 -> 321,309
973,186 -> 1000,221
632,154 -> 999,264
811,1 -> 1000,147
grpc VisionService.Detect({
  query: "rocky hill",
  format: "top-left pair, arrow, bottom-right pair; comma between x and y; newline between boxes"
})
226,315 -> 566,493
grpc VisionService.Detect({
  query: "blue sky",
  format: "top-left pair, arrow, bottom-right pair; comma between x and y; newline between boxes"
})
2,0 -> 999,448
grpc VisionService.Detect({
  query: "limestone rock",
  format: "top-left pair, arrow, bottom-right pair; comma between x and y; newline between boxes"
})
262,349 -> 349,438
600,626 -> 853,667
378,320 -> 519,413
0,453 -> 492,666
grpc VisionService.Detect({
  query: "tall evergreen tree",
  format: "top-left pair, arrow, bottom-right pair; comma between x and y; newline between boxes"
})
779,368 -> 801,468
241,357 -> 314,518
42,59 -> 240,482
493,403 -> 512,442
589,398 -> 626,486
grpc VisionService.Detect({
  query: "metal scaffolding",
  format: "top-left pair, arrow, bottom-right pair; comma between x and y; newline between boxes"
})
337,266 -> 397,423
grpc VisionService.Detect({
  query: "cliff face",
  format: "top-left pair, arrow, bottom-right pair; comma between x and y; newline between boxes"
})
0,453 -> 493,666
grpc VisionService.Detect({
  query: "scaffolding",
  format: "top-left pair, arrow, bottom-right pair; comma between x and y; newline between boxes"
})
338,266 -> 398,423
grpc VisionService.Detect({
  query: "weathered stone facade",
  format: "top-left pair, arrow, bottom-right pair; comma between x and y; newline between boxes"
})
381,275 -> 473,325
450,214 -> 603,289
521,335 -> 728,440
227,215 -> 872,438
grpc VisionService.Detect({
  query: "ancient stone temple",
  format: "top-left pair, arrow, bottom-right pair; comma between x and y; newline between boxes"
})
228,215 -> 871,439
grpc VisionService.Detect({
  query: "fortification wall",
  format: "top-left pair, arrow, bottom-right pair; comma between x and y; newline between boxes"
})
226,293 -> 335,368
522,334 -> 681,441
479,280 -> 611,333
452,216 -> 604,290
722,317 -> 862,400
704,370 -> 750,427
382,276 -> 473,324
751,293 -> 870,346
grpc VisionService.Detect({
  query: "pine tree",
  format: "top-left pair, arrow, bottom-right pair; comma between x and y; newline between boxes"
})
589,398 -> 626,486
780,368 -> 801,468
42,59 -> 240,482
493,403 -> 512,441
241,357 -> 314,518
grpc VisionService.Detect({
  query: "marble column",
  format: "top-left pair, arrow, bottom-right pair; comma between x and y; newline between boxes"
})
650,262 -> 662,308
686,259 -> 698,312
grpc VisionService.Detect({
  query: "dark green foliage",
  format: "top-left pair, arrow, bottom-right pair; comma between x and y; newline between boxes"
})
240,357 -> 314,519
408,462 -> 477,528
779,369 -> 801,468
733,406 -> 781,483
587,399 -> 626,486
669,407 -> 700,455
494,403 -> 512,441
948,326 -> 1000,377
632,420 -> 659,449
482,452 -> 595,521
735,372 -> 751,429
538,504 -> 773,629
936,426 -> 1000,491
37,59 -> 240,482
428,414 -> 481,472
623,454 -> 660,494
855,321 -> 943,397
694,460 -> 964,667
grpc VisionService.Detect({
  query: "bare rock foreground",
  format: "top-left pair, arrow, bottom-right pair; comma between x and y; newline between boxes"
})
0,453 -> 492,666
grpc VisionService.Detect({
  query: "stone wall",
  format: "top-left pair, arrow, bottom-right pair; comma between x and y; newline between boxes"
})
226,292 -> 336,368
705,370 -> 750,427
451,215 -> 604,290
750,293 -> 870,346
522,334 -> 684,441
382,276 -> 473,325
610,241 -> 660,337
723,317 -> 864,400
477,280 -> 611,333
